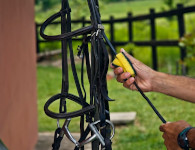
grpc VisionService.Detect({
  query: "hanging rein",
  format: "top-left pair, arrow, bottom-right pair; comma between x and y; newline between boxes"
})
40,0 -> 167,149
40,0 -> 116,149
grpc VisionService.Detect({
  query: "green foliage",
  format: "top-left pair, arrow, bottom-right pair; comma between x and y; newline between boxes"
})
179,32 -> 195,69
35,0 -> 90,20
69,0 -> 90,19
161,0 -> 192,21
35,0 -> 60,11
163,0 -> 174,10
179,33 -> 195,58
162,0 -> 192,10
104,0 -> 143,3
179,0 -> 192,6
122,43 -> 136,53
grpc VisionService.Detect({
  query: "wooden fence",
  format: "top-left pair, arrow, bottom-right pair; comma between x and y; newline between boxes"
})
36,4 -> 195,72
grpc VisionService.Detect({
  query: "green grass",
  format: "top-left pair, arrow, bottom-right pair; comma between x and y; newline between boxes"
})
35,0 -> 195,23
100,0 -> 165,19
37,64 -> 195,150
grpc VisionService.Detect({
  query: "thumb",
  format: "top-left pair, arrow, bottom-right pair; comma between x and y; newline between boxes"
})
159,122 -> 171,132
159,124 -> 166,132
120,48 -> 139,64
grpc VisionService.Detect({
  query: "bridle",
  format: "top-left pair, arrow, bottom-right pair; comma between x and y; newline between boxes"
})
40,0 -> 116,149
40,0 -> 168,149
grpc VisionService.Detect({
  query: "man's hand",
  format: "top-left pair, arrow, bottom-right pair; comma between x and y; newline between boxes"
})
110,48 -> 155,92
159,120 -> 191,150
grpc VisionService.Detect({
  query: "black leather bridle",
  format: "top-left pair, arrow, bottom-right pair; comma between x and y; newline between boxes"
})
40,0 -> 168,149
40,0 -> 115,149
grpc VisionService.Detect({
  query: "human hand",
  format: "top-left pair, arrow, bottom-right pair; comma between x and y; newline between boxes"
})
159,120 -> 191,150
110,48 -> 155,92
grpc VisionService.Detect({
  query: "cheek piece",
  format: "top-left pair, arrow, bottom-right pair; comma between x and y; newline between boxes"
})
112,52 -> 166,124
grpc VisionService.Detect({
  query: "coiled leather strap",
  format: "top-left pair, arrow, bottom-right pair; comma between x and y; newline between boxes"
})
44,93 -> 95,119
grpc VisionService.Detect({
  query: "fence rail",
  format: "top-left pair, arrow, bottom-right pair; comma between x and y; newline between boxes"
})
36,3 -> 195,72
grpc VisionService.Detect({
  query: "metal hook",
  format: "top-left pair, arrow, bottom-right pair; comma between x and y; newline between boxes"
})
63,118 -> 80,147
79,119 -> 115,147
63,118 -> 115,148
91,31 -> 97,37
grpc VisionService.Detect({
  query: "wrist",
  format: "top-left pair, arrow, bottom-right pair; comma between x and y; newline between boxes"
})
177,126 -> 194,149
187,128 -> 195,148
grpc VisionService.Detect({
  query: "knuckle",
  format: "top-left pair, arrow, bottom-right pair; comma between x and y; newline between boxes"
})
114,69 -> 119,75
116,76 -> 123,83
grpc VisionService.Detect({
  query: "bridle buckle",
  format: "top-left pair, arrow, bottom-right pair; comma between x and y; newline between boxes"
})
63,118 -> 115,148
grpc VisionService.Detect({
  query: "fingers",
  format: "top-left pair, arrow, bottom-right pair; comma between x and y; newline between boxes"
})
159,122 -> 171,132
159,124 -> 166,132
116,72 -> 130,82
123,77 -> 135,89
110,49 -> 136,89
110,63 -> 116,69
113,67 -> 123,75
111,64 -> 134,83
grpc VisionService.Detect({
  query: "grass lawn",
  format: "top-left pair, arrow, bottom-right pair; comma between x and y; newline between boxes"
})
100,0 -> 195,19
37,64 -> 195,150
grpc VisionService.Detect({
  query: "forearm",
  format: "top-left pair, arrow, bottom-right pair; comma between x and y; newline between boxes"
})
152,72 -> 195,103
188,128 -> 195,148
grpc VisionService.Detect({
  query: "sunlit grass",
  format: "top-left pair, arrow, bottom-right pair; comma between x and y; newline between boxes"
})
37,64 -> 195,149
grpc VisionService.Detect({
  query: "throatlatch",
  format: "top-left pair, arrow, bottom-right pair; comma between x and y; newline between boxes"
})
40,0 -> 115,149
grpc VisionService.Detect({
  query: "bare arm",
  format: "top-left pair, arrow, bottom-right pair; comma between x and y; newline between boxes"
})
152,72 -> 195,103
111,48 -> 195,103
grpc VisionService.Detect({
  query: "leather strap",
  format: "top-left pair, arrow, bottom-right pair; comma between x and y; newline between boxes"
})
44,93 -> 95,119
41,0 -> 114,149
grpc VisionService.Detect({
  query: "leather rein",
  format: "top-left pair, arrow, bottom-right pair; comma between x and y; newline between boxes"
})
40,0 -> 116,149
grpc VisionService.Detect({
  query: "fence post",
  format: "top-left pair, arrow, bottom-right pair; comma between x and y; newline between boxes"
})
150,8 -> 158,70
128,12 -> 133,42
177,4 -> 186,60
110,16 -> 114,44
82,16 -> 85,27
177,4 -> 187,75
110,16 -> 115,60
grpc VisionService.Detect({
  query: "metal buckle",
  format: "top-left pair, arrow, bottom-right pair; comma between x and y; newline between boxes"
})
98,24 -> 104,30
91,24 -> 104,37
63,118 -> 80,147
77,45 -> 83,59
83,119 -> 115,147
63,118 -> 115,148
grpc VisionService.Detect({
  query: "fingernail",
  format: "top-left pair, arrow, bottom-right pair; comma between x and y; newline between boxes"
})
129,77 -> 135,82
120,48 -> 125,52
118,67 -> 123,72
124,72 -> 130,78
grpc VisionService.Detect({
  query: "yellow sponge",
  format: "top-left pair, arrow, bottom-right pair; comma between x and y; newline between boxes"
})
112,52 -> 136,77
